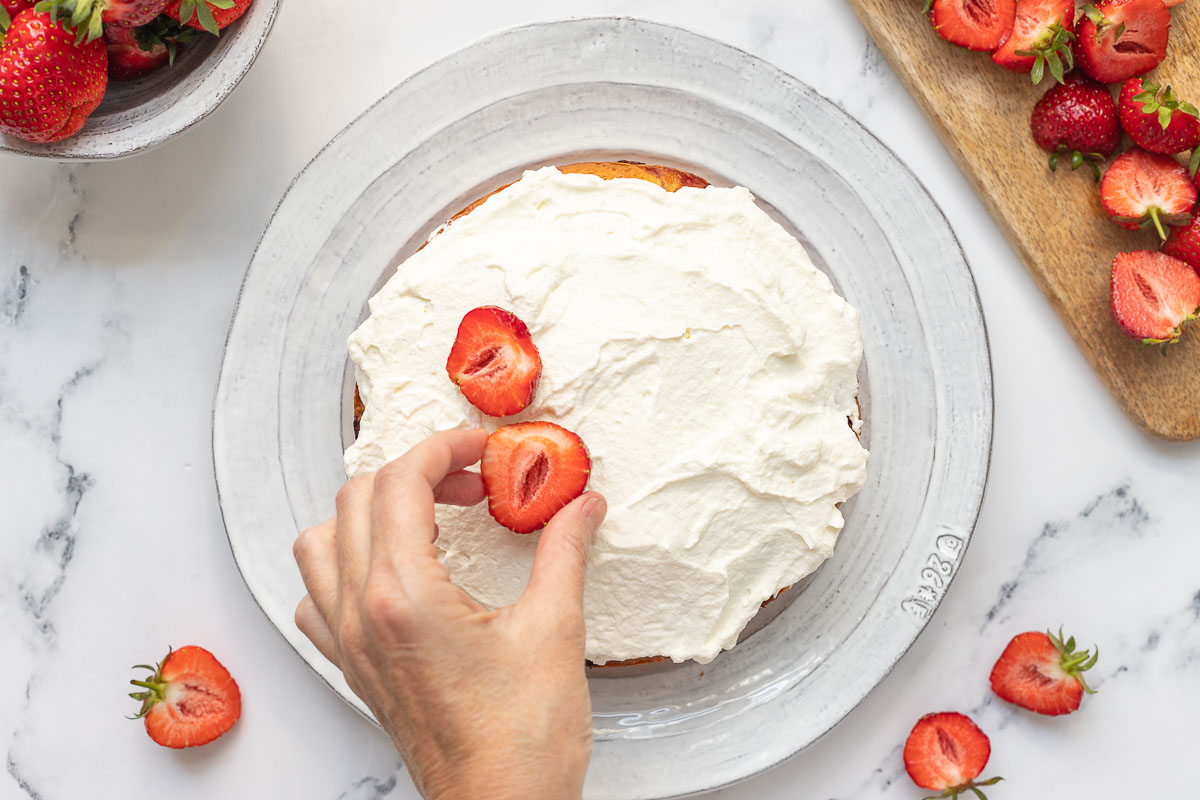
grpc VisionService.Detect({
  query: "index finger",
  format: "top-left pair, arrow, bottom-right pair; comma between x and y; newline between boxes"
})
370,428 -> 488,564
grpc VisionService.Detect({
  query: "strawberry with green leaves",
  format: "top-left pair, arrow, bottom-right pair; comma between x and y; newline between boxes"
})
0,7 -> 107,142
164,0 -> 250,35
1118,78 -> 1200,156
990,629 -> 1098,715
903,712 -> 1003,800
1030,73 -> 1120,178
1074,0 -> 1170,85
992,0 -> 1076,84
1109,250 -> 1200,344
1100,148 -> 1196,239
129,646 -> 241,748
104,15 -> 192,79
34,0 -> 170,39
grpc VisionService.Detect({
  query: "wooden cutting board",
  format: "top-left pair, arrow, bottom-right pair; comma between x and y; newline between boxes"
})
848,0 -> 1200,441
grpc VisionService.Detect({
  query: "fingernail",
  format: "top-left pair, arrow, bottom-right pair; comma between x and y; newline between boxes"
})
582,496 -> 606,534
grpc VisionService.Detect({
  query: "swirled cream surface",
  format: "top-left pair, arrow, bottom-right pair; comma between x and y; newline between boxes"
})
345,167 -> 868,664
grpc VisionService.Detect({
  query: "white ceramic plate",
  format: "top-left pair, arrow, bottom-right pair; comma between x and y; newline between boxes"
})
214,18 -> 992,799
0,0 -> 279,160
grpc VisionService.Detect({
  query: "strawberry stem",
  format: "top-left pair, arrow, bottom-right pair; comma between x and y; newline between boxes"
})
1149,207 -> 1168,241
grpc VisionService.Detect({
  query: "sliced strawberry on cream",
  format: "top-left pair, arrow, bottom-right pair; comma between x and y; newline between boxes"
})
446,306 -> 541,417
481,422 -> 590,534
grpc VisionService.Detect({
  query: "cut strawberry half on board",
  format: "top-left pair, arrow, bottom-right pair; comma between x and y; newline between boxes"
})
1110,250 -> 1200,344
446,306 -> 541,418
481,422 -> 590,534
990,629 -> 1099,715
1119,79 -> 1200,155
992,0 -> 1076,83
1030,73 -> 1120,176
1074,0 -> 1170,84
903,712 -> 1002,799
1100,148 -> 1196,239
129,646 -> 241,748
926,0 -> 1017,51
1163,213 -> 1200,271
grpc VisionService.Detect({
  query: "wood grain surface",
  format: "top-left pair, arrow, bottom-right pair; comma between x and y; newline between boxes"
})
848,0 -> 1200,441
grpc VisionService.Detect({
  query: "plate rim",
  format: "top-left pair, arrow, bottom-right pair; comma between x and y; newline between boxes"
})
213,15 -> 994,798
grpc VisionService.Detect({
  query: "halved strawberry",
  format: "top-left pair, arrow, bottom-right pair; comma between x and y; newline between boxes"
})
446,306 -> 541,418
1110,250 -> 1200,343
992,0 -> 1076,83
903,712 -> 1002,799
1100,148 -> 1196,239
990,629 -> 1098,715
926,0 -> 1017,52
481,422 -> 590,534
1118,78 -> 1200,155
129,646 -> 241,748
1074,0 -> 1170,85
1163,213 -> 1200,271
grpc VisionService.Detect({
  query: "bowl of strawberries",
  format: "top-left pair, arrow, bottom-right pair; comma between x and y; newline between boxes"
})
0,0 -> 278,158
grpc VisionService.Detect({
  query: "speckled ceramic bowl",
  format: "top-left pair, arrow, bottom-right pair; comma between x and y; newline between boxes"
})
0,0 -> 279,160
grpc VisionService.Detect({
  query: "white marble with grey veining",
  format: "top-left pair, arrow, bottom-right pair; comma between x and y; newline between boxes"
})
1,1 -> 1198,798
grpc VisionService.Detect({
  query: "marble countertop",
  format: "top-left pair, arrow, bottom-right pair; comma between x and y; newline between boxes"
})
2,1 -> 1197,797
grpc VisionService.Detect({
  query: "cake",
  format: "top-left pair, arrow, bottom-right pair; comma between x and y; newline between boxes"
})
345,162 -> 869,665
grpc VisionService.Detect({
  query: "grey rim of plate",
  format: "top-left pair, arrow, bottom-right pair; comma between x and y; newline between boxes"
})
0,0 -> 279,160
213,17 -> 993,800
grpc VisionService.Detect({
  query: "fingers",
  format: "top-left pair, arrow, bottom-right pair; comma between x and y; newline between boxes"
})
433,470 -> 486,506
519,492 -> 606,615
370,429 -> 488,562
295,594 -> 340,666
293,517 -> 339,624
335,474 -> 375,611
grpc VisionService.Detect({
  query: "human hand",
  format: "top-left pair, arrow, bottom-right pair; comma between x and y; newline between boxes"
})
292,429 -> 607,800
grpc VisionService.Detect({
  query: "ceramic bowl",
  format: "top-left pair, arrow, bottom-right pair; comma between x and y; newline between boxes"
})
0,0 -> 279,160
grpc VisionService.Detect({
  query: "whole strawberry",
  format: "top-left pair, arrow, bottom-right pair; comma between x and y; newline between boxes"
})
1118,79 -> 1200,155
1163,213 -> 1200,272
36,0 -> 170,34
0,8 -> 106,143
990,629 -> 1098,715
164,0 -> 251,35
1030,73 -> 1120,178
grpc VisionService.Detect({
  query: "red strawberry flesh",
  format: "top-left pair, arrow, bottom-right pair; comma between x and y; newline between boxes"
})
1110,251 -> 1200,343
1100,148 -> 1196,238
1074,0 -> 1170,84
902,712 -> 996,793
989,630 -> 1098,715
130,645 -> 241,749
992,0 -> 1075,76
481,422 -> 590,534
929,0 -> 1017,51
446,306 -> 541,417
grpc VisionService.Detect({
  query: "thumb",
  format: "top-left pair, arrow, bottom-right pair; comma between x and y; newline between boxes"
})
520,491 -> 606,614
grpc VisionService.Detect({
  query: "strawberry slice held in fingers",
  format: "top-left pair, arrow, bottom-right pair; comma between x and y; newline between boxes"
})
926,0 -> 1017,52
1074,0 -> 1170,85
992,0 -> 1076,84
990,629 -> 1098,715
129,646 -> 241,749
1030,73 -> 1120,177
1119,79 -> 1200,155
1109,250 -> 1200,344
903,712 -> 1002,799
1100,148 -> 1196,239
481,422 -> 590,534
446,306 -> 541,418
1163,213 -> 1200,272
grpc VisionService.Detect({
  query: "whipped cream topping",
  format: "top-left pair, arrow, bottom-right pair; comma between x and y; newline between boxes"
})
345,167 -> 868,664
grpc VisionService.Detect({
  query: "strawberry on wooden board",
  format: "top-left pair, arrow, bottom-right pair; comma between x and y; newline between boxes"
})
1163,213 -> 1200,271
164,0 -> 250,34
989,629 -> 1098,716
1100,148 -> 1196,238
1110,250 -> 1200,343
903,712 -> 1002,799
992,0 -> 1076,83
1118,78 -> 1200,155
446,306 -> 542,418
1074,0 -> 1170,85
481,422 -> 591,534
0,8 -> 106,143
926,0 -> 1017,52
1030,73 -> 1120,177
129,646 -> 241,749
